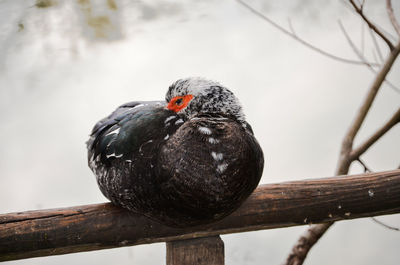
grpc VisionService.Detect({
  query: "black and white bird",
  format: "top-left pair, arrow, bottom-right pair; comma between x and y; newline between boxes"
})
87,77 -> 264,227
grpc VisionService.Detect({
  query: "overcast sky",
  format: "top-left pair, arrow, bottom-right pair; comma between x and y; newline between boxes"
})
0,0 -> 399,265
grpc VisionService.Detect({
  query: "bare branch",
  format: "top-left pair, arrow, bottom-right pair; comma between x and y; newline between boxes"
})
386,0 -> 400,36
351,107 -> 400,159
343,0 -> 397,42
336,41 -> 400,174
235,0 -> 379,66
371,217 -> 400,231
339,20 -> 400,93
349,0 -> 394,50
285,39 -> 400,265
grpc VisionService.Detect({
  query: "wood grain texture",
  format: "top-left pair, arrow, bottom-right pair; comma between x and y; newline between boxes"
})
1,169 -> 400,261
167,236 -> 224,265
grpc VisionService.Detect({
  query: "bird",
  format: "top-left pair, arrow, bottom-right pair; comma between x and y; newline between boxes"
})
87,77 -> 264,227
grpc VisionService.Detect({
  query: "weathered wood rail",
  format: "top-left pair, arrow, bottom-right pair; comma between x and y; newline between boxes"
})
1,170 -> 400,263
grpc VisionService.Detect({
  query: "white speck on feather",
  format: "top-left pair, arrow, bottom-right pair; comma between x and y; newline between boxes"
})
164,134 -> 169,140
131,104 -> 144,109
368,189 -> 374,197
175,119 -> 184,125
338,205 -> 342,209
105,127 -> 120,136
106,152 -> 123,158
165,116 -> 176,123
198,126 -> 212,135
125,160 -> 132,163
208,137 -> 219,144
139,140 -> 153,153
345,212 -> 351,216
106,139 -> 116,148
217,163 -> 228,173
211,151 -> 223,161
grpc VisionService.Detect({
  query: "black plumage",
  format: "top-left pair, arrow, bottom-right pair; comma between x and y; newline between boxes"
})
87,77 -> 264,227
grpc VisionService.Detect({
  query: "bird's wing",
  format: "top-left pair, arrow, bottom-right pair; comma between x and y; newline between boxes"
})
89,101 -> 163,140
86,100 -> 165,162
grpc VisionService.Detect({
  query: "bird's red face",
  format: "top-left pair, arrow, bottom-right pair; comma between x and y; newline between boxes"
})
167,94 -> 194,113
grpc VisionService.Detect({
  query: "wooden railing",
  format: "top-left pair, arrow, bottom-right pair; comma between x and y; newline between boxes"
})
1,170 -> 400,264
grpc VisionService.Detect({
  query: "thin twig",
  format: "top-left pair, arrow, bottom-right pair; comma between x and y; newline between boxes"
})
369,27 -> 384,63
372,49 -> 379,65
361,20 -> 365,56
349,0 -> 394,50
357,158 -> 372,173
351,107 -> 400,160
376,25 -> 398,43
357,157 -> 400,232
287,18 -> 297,36
343,0 -> 397,42
338,20 -> 375,67
371,217 -> 400,231
339,20 -> 400,93
355,158 -> 400,232
235,0 -> 378,66
386,0 -> 400,36
340,0 -> 354,12
283,223 -> 332,265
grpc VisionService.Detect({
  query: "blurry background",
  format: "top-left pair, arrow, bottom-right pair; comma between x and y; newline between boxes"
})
0,0 -> 399,264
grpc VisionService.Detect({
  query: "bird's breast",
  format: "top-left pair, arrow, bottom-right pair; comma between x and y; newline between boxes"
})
156,116 -> 264,224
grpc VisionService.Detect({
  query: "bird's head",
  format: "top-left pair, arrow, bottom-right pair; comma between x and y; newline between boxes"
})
165,77 -> 245,122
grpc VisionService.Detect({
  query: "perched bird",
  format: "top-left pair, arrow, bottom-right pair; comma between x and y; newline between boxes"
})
87,77 -> 264,227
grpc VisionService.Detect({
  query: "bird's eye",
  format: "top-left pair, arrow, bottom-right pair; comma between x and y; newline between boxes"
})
175,98 -> 183,105
167,94 -> 194,112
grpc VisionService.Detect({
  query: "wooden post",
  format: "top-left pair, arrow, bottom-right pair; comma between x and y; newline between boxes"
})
167,236 -> 224,265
